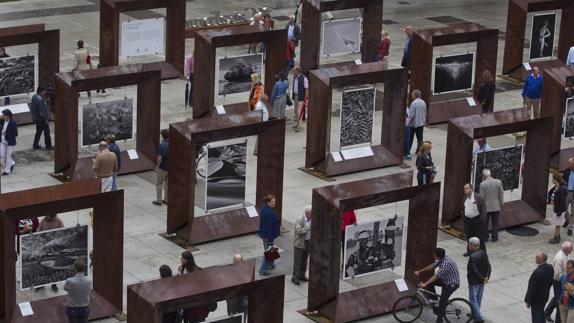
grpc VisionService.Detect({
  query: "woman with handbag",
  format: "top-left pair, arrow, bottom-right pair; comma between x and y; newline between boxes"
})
548,174 -> 567,244
416,141 -> 435,186
477,70 -> 496,114
258,194 -> 280,276
73,40 -> 92,97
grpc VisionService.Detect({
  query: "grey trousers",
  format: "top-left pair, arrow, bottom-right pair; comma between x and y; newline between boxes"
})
292,241 -> 309,279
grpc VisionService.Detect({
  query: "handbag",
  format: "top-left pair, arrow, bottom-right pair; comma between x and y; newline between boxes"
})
286,92 -> 293,107
86,53 -> 91,66
264,245 -> 280,261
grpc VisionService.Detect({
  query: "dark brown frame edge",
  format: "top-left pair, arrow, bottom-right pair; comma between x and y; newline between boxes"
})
54,64 -> 161,181
300,0 -> 383,72
99,0 -> 185,80
304,62 -> 407,178
0,179 -> 124,322
541,66 -> 574,169
0,24 -> 60,125
127,260 -> 284,323
502,0 -> 574,79
192,25 -> 287,119
411,23 -> 498,124
168,112 -> 285,245
306,172 -> 440,323
442,108 -> 552,232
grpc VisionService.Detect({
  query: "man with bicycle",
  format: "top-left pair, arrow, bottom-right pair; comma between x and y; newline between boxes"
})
415,248 -> 460,323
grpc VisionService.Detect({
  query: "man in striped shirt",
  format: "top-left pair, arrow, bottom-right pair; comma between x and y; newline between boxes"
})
415,248 -> 460,323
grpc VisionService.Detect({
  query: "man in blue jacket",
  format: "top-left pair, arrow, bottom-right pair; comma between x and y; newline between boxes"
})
522,67 -> 543,119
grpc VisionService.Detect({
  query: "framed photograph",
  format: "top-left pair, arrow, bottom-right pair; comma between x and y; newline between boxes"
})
205,141 -> 247,213
0,55 -> 35,96
529,11 -> 556,61
564,97 -> 574,138
322,18 -> 362,57
339,87 -> 376,149
19,225 -> 89,290
120,18 -> 165,58
433,53 -> 475,94
217,53 -> 263,96
343,216 -> 404,280
473,145 -> 523,192
80,98 -> 135,147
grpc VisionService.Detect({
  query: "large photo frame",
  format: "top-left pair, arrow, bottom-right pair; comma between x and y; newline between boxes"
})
343,216 -> 404,280
0,54 -> 36,97
433,52 -> 475,95
529,11 -> 557,61
120,17 -> 166,59
18,225 -> 90,290
321,17 -> 362,57
339,86 -> 376,149
217,53 -> 264,97
80,98 -> 135,147
473,145 -> 523,192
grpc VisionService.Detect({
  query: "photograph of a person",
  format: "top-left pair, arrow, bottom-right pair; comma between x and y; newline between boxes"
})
81,98 -> 134,146
564,98 -> 574,138
19,225 -> 89,290
473,145 -> 523,191
218,54 -> 263,96
339,87 -> 375,148
529,12 -> 556,60
0,55 -> 35,96
205,142 -> 247,212
433,53 -> 474,94
322,18 -> 362,56
343,215 -> 404,280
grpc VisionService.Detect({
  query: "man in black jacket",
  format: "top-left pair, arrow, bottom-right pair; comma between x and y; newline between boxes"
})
461,183 -> 487,256
29,86 -> 52,150
525,253 -> 554,323
562,158 -> 574,235
467,237 -> 491,323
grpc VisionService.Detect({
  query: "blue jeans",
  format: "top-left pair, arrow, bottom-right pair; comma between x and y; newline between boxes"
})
259,238 -> 274,274
468,284 -> 485,320
33,122 -> 52,149
403,126 -> 411,156
111,172 -> 118,191
66,306 -> 90,323
531,305 -> 545,323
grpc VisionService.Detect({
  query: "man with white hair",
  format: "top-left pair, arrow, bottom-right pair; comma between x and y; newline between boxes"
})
479,168 -> 504,242
286,15 -> 301,47
292,205 -> 311,285
467,237 -> 491,323
545,241 -> 573,323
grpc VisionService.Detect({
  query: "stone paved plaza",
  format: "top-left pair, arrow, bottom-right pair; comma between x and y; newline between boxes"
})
0,0 -> 571,322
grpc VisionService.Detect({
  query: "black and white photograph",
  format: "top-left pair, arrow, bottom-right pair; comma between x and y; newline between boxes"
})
433,53 -> 474,94
81,98 -> 134,146
0,55 -> 35,96
339,87 -> 375,148
19,225 -> 89,290
322,18 -> 362,56
564,98 -> 574,138
474,145 -> 523,192
343,215 -> 404,280
205,314 -> 243,323
529,12 -> 556,60
205,142 -> 247,212
218,54 -> 263,96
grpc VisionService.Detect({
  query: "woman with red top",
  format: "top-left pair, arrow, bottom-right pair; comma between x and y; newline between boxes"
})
341,210 -> 357,249
377,31 -> 391,67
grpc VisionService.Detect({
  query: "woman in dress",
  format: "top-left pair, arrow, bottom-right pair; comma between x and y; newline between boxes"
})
248,73 -> 264,111
0,109 -> 17,175
416,141 -> 435,186
270,71 -> 289,119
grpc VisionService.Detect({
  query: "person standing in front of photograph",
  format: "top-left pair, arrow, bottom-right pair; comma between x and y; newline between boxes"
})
522,66 -> 543,118
416,141 -> 434,186
462,183 -> 487,256
270,71 -> 289,120
30,86 -> 52,150
258,194 -> 280,276
73,40 -> 92,97
467,237 -> 491,323
64,259 -> 91,323
548,174 -> 568,244
92,141 -> 117,193
292,66 -> 308,132
477,70 -> 496,114
0,109 -> 17,175
407,89 -> 427,157
292,205 -> 311,285
153,129 -> 169,206
377,31 -> 391,68
401,26 -> 413,70
106,135 -> 121,191
479,169 -> 504,243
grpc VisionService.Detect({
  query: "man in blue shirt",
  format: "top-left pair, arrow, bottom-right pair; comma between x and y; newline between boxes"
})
106,135 -> 121,191
522,67 -> 543,119
153,129 -> 169,206
562,158 -> 574,235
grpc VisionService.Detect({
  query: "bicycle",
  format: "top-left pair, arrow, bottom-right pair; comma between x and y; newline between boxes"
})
392,279 -> 473,323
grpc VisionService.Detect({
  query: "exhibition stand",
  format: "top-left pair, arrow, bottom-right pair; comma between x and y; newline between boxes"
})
304,172 -> 440,323
168,111 -> 285,245
192,25 -> 287,119
541,66 -> 574,170
299,0 -> 383,72
0,24 -> 60,125
502,0 -> 574,81
303,62 -> 408,179
411,23 -> 498,124
54,64 -> 161,180
0,180 -> 124,322
442,109 -> 552,234
99,0 -> 185,80
128,260 -> 284,323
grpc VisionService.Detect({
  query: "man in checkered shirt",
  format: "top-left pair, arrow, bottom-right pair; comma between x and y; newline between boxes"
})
415,247 -> 460,323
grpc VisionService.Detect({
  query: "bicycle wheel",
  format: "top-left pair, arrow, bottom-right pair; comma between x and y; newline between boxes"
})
392,295 -> 423,323
444,297 -> 473,323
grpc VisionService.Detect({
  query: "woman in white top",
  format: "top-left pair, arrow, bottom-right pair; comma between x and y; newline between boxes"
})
73,40 -> 92,97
